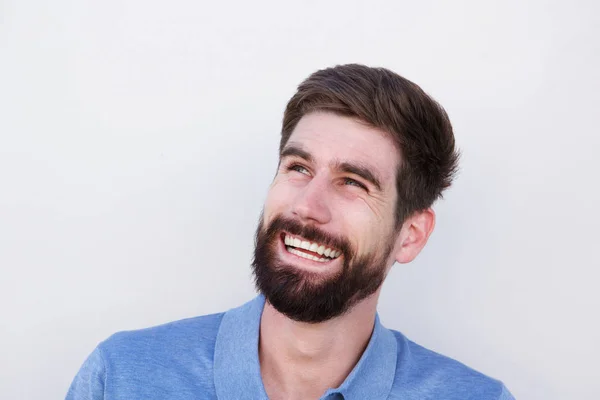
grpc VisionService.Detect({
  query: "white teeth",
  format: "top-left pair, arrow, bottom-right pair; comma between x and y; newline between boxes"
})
288,247 -> 329,262
317,245 -> 325,255
284,234 -> 340,259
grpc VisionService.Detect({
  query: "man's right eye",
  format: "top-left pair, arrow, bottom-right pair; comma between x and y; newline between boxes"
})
288,164 -> 310,175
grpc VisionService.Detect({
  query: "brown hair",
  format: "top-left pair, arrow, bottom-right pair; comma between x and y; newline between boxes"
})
280,63 -> 460,227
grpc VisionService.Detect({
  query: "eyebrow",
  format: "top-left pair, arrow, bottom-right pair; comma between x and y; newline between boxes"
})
336,161 -> 383,192
280,144 -> 383,192
280,144 -> 313,163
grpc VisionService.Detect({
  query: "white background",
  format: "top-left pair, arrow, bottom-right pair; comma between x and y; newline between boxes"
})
1,0 -> 599,399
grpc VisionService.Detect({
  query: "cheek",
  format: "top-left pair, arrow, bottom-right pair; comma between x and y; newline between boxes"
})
263,180 -> 296,220
338,205 -> 394,251
335,207 -> 376,246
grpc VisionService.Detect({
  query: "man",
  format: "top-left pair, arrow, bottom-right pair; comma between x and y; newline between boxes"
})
67,64 -> 514,399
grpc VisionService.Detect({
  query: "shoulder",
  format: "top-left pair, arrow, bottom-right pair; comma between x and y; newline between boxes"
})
389,330 -> 514,400
97,312 -> 225,392
99,312 -> 225,365
67,312 -> 226,399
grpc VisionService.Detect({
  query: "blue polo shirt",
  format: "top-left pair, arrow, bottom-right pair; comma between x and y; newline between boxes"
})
66,295 -> 514,399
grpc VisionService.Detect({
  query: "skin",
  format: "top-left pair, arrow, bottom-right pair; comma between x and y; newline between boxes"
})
259,111 -> 436,400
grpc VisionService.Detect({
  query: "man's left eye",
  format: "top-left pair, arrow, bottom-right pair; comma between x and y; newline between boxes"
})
344,178 -> 367,190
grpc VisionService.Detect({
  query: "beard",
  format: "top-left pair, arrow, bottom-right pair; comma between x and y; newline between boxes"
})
251,214 -> 395,323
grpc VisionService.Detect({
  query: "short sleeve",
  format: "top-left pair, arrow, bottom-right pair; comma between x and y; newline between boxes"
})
65,347 -> 106,400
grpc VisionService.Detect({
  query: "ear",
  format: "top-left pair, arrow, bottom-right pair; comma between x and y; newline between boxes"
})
393,208 -> 436,264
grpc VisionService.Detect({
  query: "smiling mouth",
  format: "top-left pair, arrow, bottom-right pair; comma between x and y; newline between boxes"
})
282,233 -> 342,263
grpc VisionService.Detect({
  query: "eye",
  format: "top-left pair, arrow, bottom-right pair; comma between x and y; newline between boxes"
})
288,164 -> 310,176
343,178 -> 367,190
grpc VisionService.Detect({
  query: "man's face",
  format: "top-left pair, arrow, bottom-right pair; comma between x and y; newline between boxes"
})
252,111 -> 402,323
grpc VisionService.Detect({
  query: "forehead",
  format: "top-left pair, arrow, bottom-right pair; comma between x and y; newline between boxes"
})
284,112 -> 401,184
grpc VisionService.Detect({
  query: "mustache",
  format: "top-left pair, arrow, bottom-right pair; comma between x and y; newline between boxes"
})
259,215 -> 355,258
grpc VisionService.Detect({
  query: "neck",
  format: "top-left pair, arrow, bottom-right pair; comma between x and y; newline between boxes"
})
258,292 -> 380,400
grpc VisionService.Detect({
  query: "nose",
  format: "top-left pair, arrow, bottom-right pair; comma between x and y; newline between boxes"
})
291,176 -> 332,225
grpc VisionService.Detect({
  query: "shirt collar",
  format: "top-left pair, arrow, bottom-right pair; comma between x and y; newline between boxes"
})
213,295 -> 397,400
